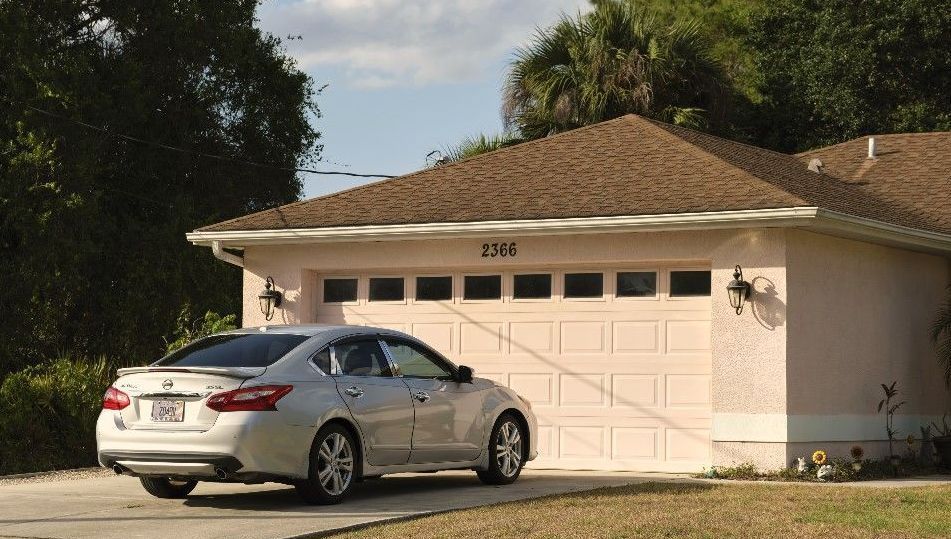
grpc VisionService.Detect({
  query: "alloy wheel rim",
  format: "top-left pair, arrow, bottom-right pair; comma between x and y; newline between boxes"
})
495,421 -> 522,477
317,432 -> 354,495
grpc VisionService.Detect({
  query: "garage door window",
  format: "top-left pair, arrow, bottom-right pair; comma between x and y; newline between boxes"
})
323,278 -> 358,303
564,272 -> 603,298
416,276 -> 452,301
670,270 -> 711,297
514,274 -> 552,300
464,275 -> 502,300
617,271 -> 657,298
369,277 -> 404,302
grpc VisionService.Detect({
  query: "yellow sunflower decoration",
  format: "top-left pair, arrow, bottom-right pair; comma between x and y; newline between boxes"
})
812,450 -> 827,466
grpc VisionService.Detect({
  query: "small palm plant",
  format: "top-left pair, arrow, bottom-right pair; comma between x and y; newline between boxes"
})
878,381 -> 905,460
930,288 -> 951,388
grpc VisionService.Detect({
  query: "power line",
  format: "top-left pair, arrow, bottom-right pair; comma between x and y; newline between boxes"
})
21,104 -> 397,179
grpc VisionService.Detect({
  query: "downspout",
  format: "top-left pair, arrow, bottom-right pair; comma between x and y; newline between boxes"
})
211,240 -> 244,268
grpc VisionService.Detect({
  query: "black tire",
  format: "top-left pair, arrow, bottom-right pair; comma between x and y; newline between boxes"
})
139,477 -> 198,499
295,423 -> 358,505
477,414 -> 525,485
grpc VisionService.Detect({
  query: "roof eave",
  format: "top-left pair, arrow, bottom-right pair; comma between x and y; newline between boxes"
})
185,206 -> 951,256
187,207 -> 819,246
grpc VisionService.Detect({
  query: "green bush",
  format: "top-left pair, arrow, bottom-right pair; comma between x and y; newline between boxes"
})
0,357 -> 112,475
164,305 -> 237,353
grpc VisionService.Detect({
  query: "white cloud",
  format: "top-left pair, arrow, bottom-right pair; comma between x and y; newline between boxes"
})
258,0 -> 589,88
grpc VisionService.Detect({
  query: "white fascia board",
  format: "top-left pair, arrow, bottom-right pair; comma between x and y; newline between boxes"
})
812,209 -> 951,255
186,207 -> 821,247
185,206 -> 951,255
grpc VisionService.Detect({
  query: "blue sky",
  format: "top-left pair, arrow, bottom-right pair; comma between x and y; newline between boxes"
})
256,0 -> 589,199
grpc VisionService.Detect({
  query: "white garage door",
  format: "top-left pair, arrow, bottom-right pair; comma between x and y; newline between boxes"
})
313,265 -> 712,472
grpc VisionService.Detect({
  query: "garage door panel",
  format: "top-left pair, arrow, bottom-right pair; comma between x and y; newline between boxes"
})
559,374 -> 606,406
612,375 -> 659,408
612,428 -> 658,460
509,373 -> 553,406
460,322 -> 503,354
560,321 -> 607,354
666,320 -> 711,353
666,428 -> 712,462
612,321 -> 660,353
559,426 -> 606,458
508,321 -> 554,353
314,265 -> 711,471
666,374 -> 712,408
411,322 -> 453,353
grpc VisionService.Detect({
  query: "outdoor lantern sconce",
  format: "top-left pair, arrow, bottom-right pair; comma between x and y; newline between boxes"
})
258,276 -> 282,321
726,265 -> 751,315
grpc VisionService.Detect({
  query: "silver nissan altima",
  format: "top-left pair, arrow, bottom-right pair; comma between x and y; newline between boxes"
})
96,325 -> 537,504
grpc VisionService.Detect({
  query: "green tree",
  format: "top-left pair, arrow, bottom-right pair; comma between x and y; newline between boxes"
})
932,290 -> 951,388
747,0 -> 951,152
503,0 -> 731,139
440,133 -> 523,163
0,0 -> 320,374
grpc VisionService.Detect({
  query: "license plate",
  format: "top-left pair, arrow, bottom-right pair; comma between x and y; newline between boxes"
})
151,400 -> 185,422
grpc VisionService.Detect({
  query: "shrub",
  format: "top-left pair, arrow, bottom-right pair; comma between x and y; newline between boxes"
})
0,356 -> 112,474
164,305 -> 237,353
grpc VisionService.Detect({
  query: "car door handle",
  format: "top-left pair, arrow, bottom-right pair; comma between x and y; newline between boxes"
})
412,391 -> 430,403
344,386 -> 364,398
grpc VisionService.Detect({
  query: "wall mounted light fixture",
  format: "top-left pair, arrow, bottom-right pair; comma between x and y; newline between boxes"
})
726,265 -> 751,315
258,276 -> 283,321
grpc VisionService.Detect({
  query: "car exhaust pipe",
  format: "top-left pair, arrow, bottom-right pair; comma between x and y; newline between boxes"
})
214,467 -> 229,480
112,464 -> 124,475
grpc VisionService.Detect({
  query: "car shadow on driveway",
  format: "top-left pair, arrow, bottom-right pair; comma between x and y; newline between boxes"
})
181,473 -> 527,512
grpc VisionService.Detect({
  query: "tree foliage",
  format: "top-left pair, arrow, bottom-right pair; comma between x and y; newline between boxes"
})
502,0 -> 731,139
441,133 -> 523,163
164,306 -> 238,353
0,0 -> 320,374
747,0 -> 951,151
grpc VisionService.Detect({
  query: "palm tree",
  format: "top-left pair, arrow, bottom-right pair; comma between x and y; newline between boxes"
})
931,289 -> 951,387
439,133 -> 523,163
503,0 -> 728,139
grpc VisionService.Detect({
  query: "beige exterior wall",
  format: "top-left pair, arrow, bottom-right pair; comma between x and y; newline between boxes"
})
236,226 -> 950,471
783,230 -> 950,463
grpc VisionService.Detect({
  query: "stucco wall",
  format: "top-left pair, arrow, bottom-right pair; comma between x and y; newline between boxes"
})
785,230 -> 950,461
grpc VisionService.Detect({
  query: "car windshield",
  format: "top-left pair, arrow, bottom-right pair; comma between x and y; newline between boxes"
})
154,333 -> 310,368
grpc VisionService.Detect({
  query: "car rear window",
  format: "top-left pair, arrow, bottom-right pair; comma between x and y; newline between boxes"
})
154,334 -> 310,368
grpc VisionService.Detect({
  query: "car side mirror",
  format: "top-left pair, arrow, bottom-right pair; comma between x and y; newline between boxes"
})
456,365 -> 473,384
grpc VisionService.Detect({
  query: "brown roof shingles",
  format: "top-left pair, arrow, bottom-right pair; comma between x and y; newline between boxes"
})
199,115 -> 950,235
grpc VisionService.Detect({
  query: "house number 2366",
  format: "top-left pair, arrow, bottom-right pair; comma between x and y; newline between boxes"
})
482,242 -> 517,258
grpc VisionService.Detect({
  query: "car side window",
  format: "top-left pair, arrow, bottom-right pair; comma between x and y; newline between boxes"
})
311,347 -> 331,374
333,340 -> 392,377
384,339 -> 454,380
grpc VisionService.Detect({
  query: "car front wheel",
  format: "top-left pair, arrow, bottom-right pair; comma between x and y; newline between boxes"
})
296,424 -> 357,504
139,477 -> 198,499
477,414 -> 524,485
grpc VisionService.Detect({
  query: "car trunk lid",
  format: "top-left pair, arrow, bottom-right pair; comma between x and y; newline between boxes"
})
113,366 -> 264,432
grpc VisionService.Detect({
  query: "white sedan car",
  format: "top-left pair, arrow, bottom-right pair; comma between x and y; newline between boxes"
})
96,325 -> 537,504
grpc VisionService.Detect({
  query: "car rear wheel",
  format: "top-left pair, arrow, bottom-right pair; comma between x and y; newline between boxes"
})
139,477 -> 198,499
296,424 -> 357,505
477,414 -> 524,485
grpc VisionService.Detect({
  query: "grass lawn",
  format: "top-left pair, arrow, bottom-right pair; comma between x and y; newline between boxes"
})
330,482 -> 951,539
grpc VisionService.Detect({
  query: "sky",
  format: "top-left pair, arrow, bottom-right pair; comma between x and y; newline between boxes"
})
256,0 -> 590,199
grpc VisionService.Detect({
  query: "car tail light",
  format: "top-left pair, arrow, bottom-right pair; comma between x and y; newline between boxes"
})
205,385 -> 293,412
103,387 -> 131,410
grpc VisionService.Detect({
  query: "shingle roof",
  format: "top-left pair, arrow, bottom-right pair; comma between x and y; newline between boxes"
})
797,133 -> 951,235
198,115 -> 949,235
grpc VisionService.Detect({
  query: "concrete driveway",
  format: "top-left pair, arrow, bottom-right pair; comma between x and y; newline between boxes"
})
0,469 -> 683,539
